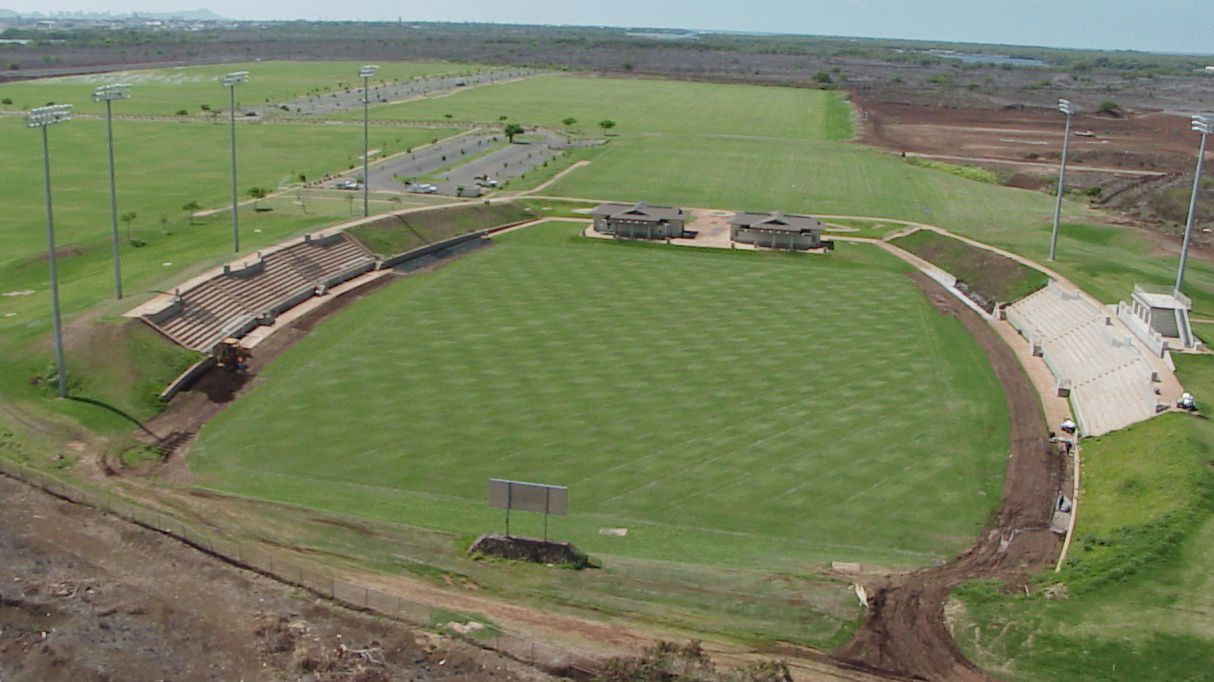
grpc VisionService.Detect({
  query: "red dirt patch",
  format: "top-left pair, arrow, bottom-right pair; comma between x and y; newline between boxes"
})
0,475 -> 551,681
854,98 -> 1201,175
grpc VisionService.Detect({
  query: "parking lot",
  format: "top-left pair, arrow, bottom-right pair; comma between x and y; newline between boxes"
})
325,127 -> 574,197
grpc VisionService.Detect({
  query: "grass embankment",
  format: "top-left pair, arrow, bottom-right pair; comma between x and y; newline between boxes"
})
192,220 -> 1009,571
951,352 -> 1214,681
346,201 -> 535,256
891,230 -> 1049,306
515,197 -> 599,218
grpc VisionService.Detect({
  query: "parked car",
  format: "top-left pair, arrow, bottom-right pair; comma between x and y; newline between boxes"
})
335,179 -> 360,190
407,183 -> 439,194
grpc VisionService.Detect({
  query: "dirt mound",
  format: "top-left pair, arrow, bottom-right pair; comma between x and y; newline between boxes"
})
831,272 -> 1064,680
0,476 -> 552,681
1005,173 -> 1044,190
468,534 -> 590,567
191,366 -> 250,403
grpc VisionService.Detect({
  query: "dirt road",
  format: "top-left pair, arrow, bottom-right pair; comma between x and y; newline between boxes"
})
832,272 -> 1064,680
0,475 -> 551,682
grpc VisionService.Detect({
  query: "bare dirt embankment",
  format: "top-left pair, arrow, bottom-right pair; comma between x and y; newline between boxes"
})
852,95 -> 1213,244
855,97 -> 1200,175
832,272 -> 1064,681
0,475 -> 550,682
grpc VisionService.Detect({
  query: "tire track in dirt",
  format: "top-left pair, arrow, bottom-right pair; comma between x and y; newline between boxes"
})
832,271 -> 1064,680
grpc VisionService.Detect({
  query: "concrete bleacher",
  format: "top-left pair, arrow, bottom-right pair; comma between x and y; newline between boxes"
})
149,233 -> 375,351
1007,280 -> 1160,437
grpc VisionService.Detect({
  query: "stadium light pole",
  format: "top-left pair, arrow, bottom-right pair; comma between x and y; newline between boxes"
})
93,83 -> 131,300
1176,114 -> 1212,293
27,104 -> 73,399
1048,98 -> 1075,261
222,71 -> 249,252
360,64 -> 379,217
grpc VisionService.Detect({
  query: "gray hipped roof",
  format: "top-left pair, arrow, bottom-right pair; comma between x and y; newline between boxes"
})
591,202 -> 685,222
728,211 -> 824,233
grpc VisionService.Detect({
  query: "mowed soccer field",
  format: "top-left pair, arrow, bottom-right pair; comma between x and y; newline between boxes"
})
191,221 -> 1009,570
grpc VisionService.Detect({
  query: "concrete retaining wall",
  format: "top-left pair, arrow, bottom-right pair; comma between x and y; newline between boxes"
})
159,356 -> 215,402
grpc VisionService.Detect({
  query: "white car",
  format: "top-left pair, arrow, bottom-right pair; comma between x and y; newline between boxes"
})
335,179 -> 360,190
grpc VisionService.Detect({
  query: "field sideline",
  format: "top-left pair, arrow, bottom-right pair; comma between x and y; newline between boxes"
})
191,221 -> 1010,570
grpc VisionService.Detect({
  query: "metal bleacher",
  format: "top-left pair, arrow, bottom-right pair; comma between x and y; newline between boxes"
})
1007,281 -> 1159,437
148,234 -> 375,351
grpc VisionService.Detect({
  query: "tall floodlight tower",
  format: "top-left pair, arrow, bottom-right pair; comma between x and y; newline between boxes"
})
1049,98 -> 1075,261
221,71 -> 249,252
360,65 -> 379,217
1176,114 -> 1212,293
93,83 -> 131,300
27,104 -> 73,398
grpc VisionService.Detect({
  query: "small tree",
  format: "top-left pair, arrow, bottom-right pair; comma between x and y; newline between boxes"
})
1097,100 -> 1121,116
562,116 -> 577,132
120,211 -> 137,242
813,70 -> 833,85
182,200 -> 201,225
598,119 -> 617,135
504,123 -> 525,143
444,113 -> 453,120
247,186 -> 269,210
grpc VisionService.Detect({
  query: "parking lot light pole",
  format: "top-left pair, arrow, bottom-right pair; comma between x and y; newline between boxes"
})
27,104 -> 73,398
1049,98 -> 1075,261
1176,115 -> 1212,293
221,71 -> 249,252
93,83 -> 131,300
360,65 -> 379,217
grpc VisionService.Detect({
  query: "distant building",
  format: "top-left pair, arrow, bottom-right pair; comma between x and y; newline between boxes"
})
591,202 -> 686,239
729,211 -> 826,250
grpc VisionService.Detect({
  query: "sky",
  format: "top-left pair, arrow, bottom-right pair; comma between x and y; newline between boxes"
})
5,0 -> 1213,55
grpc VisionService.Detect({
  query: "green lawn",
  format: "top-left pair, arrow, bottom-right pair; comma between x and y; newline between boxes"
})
191,220 -> 1009,570
358,74 -> 1214,319
0,60 -> 483,116
359,74 -> 853,140
0,114 -> 459,429
951,352 -> 1214,681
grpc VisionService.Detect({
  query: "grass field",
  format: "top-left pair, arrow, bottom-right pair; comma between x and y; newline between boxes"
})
360,74 -> 1214,318
191,220 -> 1009,570
359,74 -> 851,139
0,61 -> 481,116
0,112 -> 461,429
